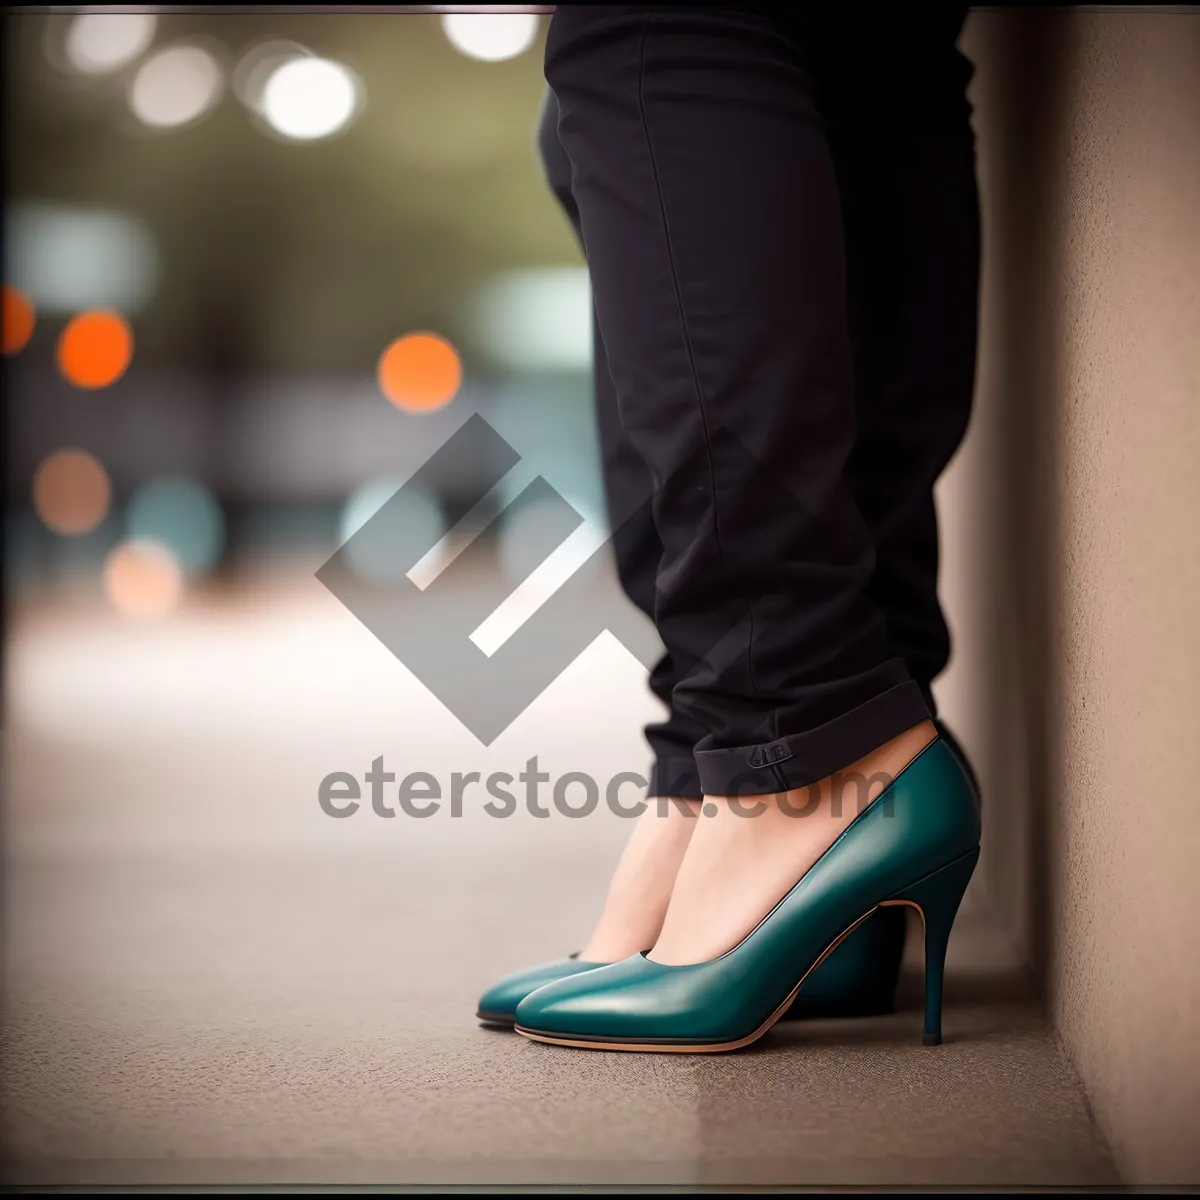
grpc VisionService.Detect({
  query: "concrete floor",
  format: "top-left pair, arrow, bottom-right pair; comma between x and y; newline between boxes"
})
1,580 -> 1120,1190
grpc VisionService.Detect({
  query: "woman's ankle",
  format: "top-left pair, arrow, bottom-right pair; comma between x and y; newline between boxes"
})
646,721 -> 939,965
579,796 -> 702,962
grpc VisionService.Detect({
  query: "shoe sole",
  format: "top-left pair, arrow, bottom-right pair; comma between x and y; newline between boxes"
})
515,898 -> 923,1053
483,995 -> 893,1029
476,1010 -> 515,1028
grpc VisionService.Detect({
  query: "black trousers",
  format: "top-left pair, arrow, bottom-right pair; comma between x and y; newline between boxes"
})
541,6 -> 979,797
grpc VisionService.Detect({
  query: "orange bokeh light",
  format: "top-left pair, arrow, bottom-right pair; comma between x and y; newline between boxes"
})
57,309 -> 134,389
377,332 -> 462,412
3,284 -> 36,355
104,540 -> 184,619
33,449 -> 112,535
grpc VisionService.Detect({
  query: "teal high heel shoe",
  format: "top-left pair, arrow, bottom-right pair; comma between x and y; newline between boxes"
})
513,737 -> 981,1052
480,723 -> 979,1028
479,912 -> 904,1028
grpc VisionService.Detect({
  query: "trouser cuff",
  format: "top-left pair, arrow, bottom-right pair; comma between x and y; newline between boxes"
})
693,681 -> 932,796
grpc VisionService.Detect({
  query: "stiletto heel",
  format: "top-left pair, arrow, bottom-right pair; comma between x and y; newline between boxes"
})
881,846 -> 980,1046
778,721 -> 980,1024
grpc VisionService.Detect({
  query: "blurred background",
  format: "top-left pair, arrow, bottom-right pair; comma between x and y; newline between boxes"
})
2,9 -> 680,1180
2,4 -> 658,850
4,6 -> 609,622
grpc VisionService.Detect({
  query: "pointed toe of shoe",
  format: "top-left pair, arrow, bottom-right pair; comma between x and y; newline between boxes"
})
477,957 -> 602,1024
514,954 -> 762,1044
513,968 -> 619,1036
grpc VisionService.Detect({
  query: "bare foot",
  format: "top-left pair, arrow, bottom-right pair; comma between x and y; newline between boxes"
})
578,797 -> 701,962
648,721 -> 938,966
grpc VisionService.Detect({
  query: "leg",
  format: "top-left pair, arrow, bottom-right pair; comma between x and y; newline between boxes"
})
537,90 -> 705,964
546,6 -> 929,799
826,8 -> 981,714
479,26 -> 977,1016
536,86 -> 914,1007
537,89 -> 706,801
547,5 -> 938,968
542,27 -> 980,780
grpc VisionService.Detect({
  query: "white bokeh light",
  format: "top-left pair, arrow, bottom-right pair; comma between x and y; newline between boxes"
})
470,267 -> 592,372
232,40 -> 309,114
64,11 -> 157,75
128,44 -> 223,129
261,57 -> 359,141
441,13 -> 538,62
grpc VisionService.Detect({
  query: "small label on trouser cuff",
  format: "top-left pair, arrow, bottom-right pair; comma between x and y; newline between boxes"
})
746,741 -> 793,769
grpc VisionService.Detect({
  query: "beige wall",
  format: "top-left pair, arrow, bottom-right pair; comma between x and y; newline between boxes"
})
941,10 -> 1200,1186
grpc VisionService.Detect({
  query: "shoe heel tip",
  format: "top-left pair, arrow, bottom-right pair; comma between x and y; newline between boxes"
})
923,1032 -> 942,1046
